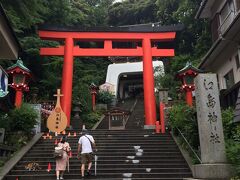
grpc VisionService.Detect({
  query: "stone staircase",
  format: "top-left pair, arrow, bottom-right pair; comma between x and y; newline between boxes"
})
4,96 -> 192,179
96,97 -> 142,130
125,97 -> 144,129
4,130 -> 192,180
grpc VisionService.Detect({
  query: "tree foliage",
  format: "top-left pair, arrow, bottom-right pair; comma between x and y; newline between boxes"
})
108,0 -> 158,25
1,0 -> 211,111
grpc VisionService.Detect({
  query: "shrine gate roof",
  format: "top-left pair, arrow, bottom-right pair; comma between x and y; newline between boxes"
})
38,23 -> 184,33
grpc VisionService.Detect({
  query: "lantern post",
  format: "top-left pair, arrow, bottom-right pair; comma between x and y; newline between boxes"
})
89,83 -> 98,111
7,59 -> 31,108
176,62 -> 202,106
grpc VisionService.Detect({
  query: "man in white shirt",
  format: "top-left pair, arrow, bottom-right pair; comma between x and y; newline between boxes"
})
77,129 -> 96,179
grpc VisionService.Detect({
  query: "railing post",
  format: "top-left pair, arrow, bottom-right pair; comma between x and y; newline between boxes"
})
155,121 -> 160,134
160,102 -> 165,133
108,113 -> 111,130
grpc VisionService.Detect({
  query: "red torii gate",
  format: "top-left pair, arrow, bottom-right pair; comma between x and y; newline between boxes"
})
39,25 -> 180,128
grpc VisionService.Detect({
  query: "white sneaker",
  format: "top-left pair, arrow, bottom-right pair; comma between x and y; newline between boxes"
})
60,177 -> 64,180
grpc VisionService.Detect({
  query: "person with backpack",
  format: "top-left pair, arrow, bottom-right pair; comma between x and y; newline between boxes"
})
77,129 -> 96,179
55,135 -> 71,180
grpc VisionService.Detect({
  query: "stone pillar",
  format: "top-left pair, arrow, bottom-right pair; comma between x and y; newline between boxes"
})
158,88 -> 168,133
158,88 -> 168,105
193,74 -> 232,179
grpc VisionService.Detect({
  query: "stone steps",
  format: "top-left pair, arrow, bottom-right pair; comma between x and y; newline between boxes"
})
39,138 -> 175,141
28,148 -> 181,153
6,172 -> 192,178
4,97 -> 192,180
16,159 -> 188,166
24,152 -> 183,157
8,172 -> 192,177
10,167 -> 191,174
13,164 -> 190,170
5,174 -> 191,180
4,130 -> 192,179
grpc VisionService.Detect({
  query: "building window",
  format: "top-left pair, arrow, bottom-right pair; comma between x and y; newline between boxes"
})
211,14 -> 220,42
235,0 -> 240,12
235,53 -> 240,69
219,0 -> 235,34
224,69 -> 235,89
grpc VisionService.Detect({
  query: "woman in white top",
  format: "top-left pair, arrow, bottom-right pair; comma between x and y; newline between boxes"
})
56,135 -> 71,180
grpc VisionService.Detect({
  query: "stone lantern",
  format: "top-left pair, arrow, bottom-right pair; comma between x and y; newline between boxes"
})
71,101 -> 82,129
7,59 -> 31,107
176,62 -> 202,106
89,82 -> 98,111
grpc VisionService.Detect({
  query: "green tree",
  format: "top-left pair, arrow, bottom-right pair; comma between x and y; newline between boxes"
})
155,0 -> 179,25
87,0 -> 115,25
108,0 -> 158,26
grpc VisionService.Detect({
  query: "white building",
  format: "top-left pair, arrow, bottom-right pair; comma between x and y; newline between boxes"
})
196,0 -> 240,111
0,4 -> 20,60
101,61 -> 164,99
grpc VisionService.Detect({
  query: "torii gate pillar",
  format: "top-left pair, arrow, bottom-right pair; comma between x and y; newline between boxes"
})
143,38 -> 156,127
61,37 -> 74,126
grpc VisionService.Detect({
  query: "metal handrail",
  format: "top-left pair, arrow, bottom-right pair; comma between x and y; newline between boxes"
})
176,128 -> 202,164
124,98 -> 138,126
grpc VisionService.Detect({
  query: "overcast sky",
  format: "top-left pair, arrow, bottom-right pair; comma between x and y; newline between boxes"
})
114,0 -> 123,2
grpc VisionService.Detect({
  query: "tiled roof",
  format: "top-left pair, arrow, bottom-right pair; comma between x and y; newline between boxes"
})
7,59 -> 30,72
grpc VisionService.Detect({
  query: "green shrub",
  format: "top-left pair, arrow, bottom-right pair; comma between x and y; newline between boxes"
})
168,103 -> 200,164
0,112 -> 9,130
221,108 -> 240,176
225,124 -> 240,176
4,132 -> 28,149
226,138 -> 240,176
81,111 -> 102,128
0,160 -> 4,167
96,90 -> 114,104
222,107 -> 235,139
233,125 -> 240,142
8,103 -> 38,134
168,103 -> 199,149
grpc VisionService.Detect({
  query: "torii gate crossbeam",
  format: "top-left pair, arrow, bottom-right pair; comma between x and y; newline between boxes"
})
39,28 -> 177,129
